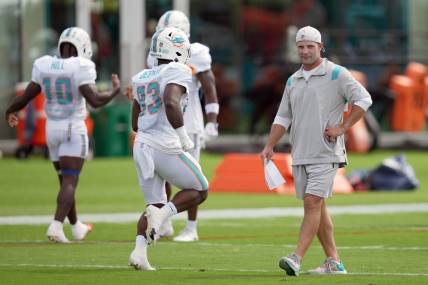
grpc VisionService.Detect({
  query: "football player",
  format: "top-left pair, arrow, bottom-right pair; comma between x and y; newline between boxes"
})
5,27 -> 122,243
149,10 -> 219,242
128,27 -> 209,270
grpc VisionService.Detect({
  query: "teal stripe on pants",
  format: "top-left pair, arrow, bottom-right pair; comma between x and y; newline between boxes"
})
178,153 -> 208,190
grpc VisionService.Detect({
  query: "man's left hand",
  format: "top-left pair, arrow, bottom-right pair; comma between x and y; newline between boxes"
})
324,125 -> 346,142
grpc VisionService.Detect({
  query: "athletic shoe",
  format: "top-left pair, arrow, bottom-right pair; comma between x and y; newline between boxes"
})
158,218 -> 174,239
307,257 -> 347,275
173,228 -> 199,242
71,222 -> 93,241
128,249 -> 155,271
145,205 -> 166,244
279,253 -> 301,276
46,222 -> 70,243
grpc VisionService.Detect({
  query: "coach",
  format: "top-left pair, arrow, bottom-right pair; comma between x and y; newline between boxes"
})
260,26 -> 372,276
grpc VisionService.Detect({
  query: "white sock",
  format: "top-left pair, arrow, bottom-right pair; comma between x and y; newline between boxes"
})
51,220 -> 63,230
161,202 -> 178,217
71,220 -> 84,229
186,220 -> 197,231
135,235 -> 148,249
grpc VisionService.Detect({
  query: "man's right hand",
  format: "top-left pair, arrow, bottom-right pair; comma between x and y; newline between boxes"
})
260,145 -> 274,162
180,133 -> 194,151
6,113 -> 18,128
175,126 -> 194,151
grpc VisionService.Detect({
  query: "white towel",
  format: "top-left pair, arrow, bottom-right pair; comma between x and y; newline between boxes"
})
136,143 -> 155,179
264,159 -> 286,191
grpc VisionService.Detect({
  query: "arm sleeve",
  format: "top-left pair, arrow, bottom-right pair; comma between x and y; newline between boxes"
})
190,43 -> 212,73
77,58 -> 97,86
273,84 -> 292,129
340,68 -> 373,111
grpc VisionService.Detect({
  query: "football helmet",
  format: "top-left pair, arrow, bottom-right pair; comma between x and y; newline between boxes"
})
156,10 -> 190,38
150,27 -> 191,65
58,27 -> 93,59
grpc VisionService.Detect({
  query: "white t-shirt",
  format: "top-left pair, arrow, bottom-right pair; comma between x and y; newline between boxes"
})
302,64 -> 321,81
132,62 -> 192,154
31,55 -> 96,134
146,42 -> 212,134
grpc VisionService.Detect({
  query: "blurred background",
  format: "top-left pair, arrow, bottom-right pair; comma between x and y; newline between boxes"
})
1,0 -> 428,158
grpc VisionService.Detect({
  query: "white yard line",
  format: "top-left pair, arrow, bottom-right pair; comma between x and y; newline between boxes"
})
194,242 -> 428,251
0,263 -> 427,276
1,203 -> 428,225
1,240 -> 426,252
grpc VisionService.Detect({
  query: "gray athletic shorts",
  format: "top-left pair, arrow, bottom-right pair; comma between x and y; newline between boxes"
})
292,163 -> 339,200
133,142 -> 208,204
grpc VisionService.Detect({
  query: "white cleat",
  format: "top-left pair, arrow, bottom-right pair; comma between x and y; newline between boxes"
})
145,205 -> 166,244
157,218 -> 174,240
173,228 -> 199,242
72,222 -> 93,241
46,223 -> 70,244
128,249 -> 155,271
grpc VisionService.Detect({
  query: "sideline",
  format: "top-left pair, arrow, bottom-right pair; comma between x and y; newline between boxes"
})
1,203 -> 428,225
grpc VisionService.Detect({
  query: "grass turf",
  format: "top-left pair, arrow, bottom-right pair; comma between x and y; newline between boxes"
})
0,150 -> 427,284
0,150 -> 427,215
0,214 -> 427,285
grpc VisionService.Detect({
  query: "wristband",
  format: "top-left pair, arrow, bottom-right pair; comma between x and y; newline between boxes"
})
205,103 -> 219,114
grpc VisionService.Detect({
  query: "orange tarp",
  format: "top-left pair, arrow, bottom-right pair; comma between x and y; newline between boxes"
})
209,153 -> 353,195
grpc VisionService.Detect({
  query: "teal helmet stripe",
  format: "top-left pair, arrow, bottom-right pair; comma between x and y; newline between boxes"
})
65,28 -> 73,37
164,11 -> 171,26
151,29 -> 163,53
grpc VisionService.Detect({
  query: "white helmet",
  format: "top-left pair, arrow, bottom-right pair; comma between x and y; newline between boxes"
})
58,27 -> 93,59
156,10 -> 190,38
150,27 -> 191,64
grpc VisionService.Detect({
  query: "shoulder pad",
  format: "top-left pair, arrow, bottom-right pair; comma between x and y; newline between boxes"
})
78,57 -> 96,69
33,55 -> 53,68
165,62 -> 192,75
191,42 -> 210,56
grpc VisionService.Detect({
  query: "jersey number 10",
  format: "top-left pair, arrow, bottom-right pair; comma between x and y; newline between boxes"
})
42,77 -> 73,105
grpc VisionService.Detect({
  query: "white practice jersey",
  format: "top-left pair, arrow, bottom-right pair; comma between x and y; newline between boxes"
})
146,42 -> 212,134
31,55 -> 96,134
132,62 -> 192,154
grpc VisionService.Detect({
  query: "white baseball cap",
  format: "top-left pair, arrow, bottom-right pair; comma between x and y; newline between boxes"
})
296,26 -> 322,44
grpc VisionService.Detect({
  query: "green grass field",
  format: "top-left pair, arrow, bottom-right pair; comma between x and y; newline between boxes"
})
1,150 -> 428,284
